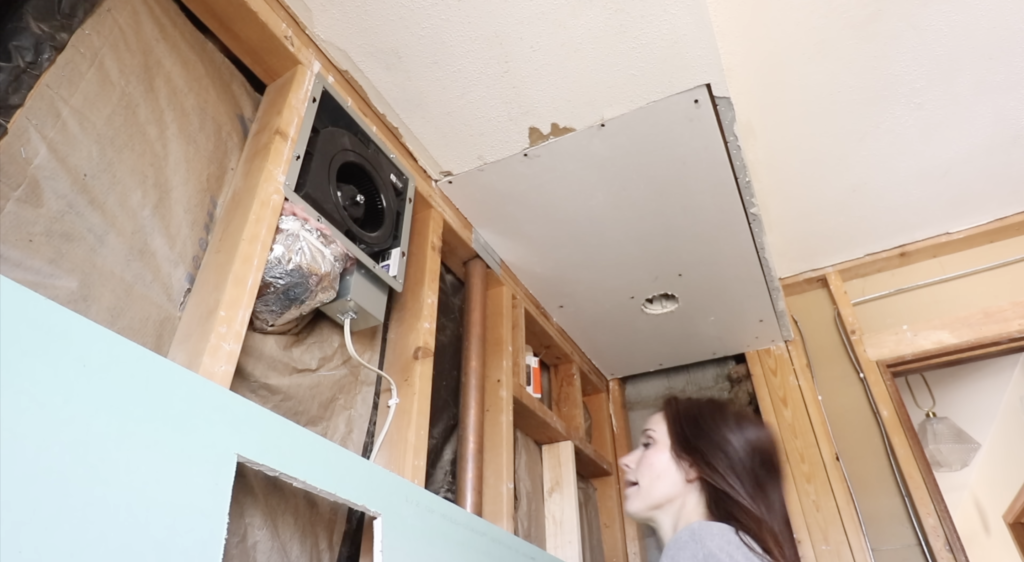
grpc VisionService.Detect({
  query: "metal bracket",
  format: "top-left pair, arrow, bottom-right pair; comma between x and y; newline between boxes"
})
472,228 -> 502,274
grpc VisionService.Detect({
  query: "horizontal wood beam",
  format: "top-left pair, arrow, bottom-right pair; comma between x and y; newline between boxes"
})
180,0 -> 310,84
863,300 -> 1024,362
167,66 -> 313,386
783,213 -> 1024,296
513,383 -> 614,478
885,334 -> 1024,376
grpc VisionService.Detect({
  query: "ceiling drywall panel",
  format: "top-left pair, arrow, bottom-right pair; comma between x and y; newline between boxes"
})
283,0 -> 727,177
705,0 -> 1024,276
441,86 -> 782,378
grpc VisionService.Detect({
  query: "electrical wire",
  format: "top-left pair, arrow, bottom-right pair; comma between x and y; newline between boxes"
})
833,308 -> 935,562
792,315 -> 876,562
344,316 -> 399,464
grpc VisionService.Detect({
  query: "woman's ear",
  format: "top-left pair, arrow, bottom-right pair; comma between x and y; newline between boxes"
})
679,458 -> 701,483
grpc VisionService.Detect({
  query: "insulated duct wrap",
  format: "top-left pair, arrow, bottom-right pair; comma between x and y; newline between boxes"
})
251,216 -> 354,333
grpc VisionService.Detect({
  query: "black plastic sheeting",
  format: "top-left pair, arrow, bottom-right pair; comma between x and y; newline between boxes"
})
0,0 -> 102,139
425,264 -> 465,503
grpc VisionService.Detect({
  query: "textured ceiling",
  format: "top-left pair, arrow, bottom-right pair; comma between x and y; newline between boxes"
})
706,0 -> 1024,275
284,0 -> 727,177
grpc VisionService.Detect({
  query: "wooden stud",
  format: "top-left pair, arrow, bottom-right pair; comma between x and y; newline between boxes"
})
371,207 -> 445,486
482,272 -> 515,532
585,391 -> 628,562
783,212 -> 1024,296
180,0 -> 311,84
1004,483 -> 1024,560
787,328 -> 873,562
879,364 -> 968,562
513,383 -> 614,478
826,272 -> 957,562
747,351 -> 816,562
167,66 -> 314,387
543,441 -> 584,562
187,0 -> 610,400
553,363 -> 586,440
862,300 -> 1024,362
608,379 -> 645,562
756,346 -> 854,562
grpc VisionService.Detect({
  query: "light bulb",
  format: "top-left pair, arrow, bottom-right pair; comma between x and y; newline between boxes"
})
917,413 -> 981,472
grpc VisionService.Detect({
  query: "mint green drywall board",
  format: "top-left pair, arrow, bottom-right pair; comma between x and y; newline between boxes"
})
0,276 -> 555,562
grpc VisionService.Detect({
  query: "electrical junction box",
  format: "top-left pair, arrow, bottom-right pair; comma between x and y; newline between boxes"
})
281,73 -> 415,331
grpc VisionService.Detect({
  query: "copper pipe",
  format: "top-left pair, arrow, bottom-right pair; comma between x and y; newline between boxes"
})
457,258 -> 487,515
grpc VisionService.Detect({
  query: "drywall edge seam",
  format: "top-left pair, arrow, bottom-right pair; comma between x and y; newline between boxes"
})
714,95 -> 793,341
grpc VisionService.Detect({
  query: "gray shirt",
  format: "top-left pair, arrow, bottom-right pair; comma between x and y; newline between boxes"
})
660,521 -> 766,562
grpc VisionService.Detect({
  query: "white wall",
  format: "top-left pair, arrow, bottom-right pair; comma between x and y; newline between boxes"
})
895,353 -> 1020,514
705,0 -> 1024,275
284,0 -> 727,177
953,354 -> 1024,562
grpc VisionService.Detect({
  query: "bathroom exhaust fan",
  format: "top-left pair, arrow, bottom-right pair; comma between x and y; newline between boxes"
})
281,74 -> 415,331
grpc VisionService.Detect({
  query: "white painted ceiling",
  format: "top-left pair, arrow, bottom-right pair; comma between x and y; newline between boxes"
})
284,0 -> 727,177
441,87 -> 782,377
285,0 -> 1024,374
705,0 -> 1024,275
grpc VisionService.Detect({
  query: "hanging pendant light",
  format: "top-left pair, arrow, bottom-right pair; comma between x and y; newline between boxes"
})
907,373 -> 981,472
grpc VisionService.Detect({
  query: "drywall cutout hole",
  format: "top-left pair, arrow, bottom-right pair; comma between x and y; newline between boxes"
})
222,460 -> 381,562
641,292 -> 679,315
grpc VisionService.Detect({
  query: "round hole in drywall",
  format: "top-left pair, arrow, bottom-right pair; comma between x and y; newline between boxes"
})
641,292 -> 679,315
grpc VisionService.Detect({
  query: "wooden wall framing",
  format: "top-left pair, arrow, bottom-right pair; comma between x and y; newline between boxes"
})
161,0 -> 637,559
755,212 -> 1024,562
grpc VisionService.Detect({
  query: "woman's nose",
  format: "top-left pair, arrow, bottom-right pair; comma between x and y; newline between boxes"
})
619,448 -> 636,472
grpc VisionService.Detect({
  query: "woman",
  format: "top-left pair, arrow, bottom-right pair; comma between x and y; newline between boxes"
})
619,397 -> 798,562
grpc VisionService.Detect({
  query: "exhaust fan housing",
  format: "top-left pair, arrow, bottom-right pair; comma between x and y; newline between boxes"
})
282,74 -> 416,331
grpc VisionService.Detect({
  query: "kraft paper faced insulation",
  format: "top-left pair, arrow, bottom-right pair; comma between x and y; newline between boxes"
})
578,477 -> 606,562
231,315 -> 381,455
0,0 -> 260,356
515,428 -> 546,549
223,463 -> 349,562
0,0 -> 384,559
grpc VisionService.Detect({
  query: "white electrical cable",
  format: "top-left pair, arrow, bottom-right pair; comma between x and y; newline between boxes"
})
344,316 -> 399,463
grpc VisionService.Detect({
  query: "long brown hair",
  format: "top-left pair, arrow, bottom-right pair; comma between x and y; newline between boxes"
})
662,396 -> 798,562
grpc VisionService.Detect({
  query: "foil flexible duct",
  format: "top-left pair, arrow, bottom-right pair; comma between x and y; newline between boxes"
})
252,216 -> 354,333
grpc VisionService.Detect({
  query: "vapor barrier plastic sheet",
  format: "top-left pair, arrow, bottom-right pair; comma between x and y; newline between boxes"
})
0,0 -> 260,356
